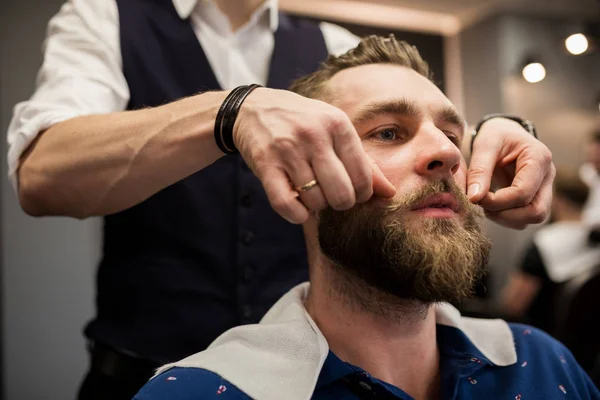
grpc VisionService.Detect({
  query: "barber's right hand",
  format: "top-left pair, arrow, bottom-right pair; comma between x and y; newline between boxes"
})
233,88 -> 396,224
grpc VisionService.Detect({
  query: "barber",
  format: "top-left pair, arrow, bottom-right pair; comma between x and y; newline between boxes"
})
7,0 -> 554,399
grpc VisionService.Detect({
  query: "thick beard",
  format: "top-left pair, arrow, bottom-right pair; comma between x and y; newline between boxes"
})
317,179 -> 491,317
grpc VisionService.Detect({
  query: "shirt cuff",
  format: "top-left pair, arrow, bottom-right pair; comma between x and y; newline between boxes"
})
7,111 -> 79,192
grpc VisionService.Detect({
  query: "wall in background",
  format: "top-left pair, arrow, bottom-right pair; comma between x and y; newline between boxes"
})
500,15 -> 600,166
1,2 -> 101,400
460,14 -> 600,300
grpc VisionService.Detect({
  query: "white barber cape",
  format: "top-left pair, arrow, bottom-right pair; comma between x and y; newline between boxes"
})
153,283 -> 517,400
534,221 -> 600,283
580,163 -> 600,226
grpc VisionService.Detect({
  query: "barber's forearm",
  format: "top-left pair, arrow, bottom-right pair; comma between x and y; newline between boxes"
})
18,91 -> 228,218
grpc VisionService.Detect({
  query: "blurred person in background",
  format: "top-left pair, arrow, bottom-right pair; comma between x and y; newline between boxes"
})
580,129 -> 600,226
7,0 -> 555,398
501,168 -> 600,334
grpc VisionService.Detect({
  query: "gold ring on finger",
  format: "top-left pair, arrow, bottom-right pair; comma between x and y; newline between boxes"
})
294,179 -> 318,192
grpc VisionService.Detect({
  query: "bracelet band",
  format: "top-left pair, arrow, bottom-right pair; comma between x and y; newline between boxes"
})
214,85 -> 247,154
470,114 -> 537,154
214,84 -> 262,154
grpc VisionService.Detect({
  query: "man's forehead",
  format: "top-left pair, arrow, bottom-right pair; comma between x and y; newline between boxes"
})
325,63 -> 452,117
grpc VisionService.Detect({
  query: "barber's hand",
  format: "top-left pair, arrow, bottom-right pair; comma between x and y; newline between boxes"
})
467,117 -> 555,229
233,88 -> 396,224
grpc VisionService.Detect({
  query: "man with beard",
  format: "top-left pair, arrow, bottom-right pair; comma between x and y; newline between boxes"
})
133,36 -> 599,400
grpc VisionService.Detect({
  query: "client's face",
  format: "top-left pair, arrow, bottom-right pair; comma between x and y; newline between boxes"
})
317,64 -> 491,305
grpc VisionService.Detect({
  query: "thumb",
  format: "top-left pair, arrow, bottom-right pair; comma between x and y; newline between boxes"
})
467,147 -> 497,203
371,159 -> 396,198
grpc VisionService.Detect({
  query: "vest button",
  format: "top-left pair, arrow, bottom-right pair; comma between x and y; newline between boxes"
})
241,230 -> 255,245
242,305 -> 252,319
242,265 -> 254,282
240,193 -> 253,207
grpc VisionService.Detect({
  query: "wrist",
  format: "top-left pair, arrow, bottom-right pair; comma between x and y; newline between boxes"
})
471,114 -> 537,153
160,90 -> 230,156
232,87 -> 265,150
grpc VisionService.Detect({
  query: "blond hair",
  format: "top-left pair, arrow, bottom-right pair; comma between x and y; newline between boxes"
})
290,34 -> 432,100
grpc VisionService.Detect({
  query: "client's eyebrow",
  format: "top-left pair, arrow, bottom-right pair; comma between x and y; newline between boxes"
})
352,99 -> 421,126
352,98 -> 466,135
438,106 -> 467,135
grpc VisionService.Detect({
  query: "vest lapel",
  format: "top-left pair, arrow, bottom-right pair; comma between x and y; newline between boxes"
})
267,13 -> 328,90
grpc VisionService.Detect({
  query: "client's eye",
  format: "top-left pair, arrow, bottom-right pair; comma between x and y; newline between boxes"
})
371,126 -> 404,142
444,132 -> 461,147
380,128 -> 397,141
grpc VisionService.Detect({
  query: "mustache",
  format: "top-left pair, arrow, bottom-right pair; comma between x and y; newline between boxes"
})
383,178 -> 483,218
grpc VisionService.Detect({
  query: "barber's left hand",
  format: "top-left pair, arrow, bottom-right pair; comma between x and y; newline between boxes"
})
466,117 -> 555,230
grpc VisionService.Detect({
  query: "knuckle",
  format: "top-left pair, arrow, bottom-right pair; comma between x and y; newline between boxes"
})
272,137 -> 297,154
295,124 -> 319,141
311,146 -> 333,162
353,175 -> 373,200
295,126 -> 331,154
540,147 -> 553,165
302,195 -> 327,212
528,204 -> 548,224
325,111 -> 350,137
329,190 -> 356,210
513,191 -> 533,207
550,162 -> 557,177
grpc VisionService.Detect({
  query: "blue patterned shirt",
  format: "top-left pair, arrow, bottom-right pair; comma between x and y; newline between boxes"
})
134,324 -> 599,399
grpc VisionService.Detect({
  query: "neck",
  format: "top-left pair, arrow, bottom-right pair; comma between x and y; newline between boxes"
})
305,253 -> 440,400
213,0 -> 266,31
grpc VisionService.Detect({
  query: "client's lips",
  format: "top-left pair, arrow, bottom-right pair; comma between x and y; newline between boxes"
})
410,193 -> 461,214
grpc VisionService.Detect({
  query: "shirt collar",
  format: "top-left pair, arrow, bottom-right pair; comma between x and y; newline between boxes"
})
271,284 -> 516,367
316,324 -> 502,391
316,352 -> 356,389
434,302 -> 516,366
156,283 -> 516,400
171,0 -> 279,32
172,0 -> 196,19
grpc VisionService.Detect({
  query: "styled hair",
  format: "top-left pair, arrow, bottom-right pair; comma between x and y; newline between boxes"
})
289,34 -> 432,100
554,168 -> 590,208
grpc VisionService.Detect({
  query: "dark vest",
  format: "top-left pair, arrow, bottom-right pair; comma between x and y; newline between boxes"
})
84,0 -> 328,364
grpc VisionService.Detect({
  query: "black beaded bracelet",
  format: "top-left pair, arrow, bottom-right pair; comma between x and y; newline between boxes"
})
214,84 -> 262,154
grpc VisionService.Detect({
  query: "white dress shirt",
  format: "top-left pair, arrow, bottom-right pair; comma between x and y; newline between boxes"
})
6,0 -> 360,189
153,282 -> 517,400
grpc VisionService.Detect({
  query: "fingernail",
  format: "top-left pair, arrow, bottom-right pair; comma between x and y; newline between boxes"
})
467,183 -> 480,198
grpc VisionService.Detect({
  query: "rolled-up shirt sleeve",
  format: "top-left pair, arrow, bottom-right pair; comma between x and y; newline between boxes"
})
6,0 -> 128,190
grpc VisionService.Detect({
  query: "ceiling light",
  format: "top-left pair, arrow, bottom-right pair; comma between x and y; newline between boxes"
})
522,62 -> 546,83
565,33 -> 589,55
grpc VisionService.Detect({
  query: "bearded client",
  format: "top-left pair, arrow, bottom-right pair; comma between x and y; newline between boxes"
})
133,36 -> 599,400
